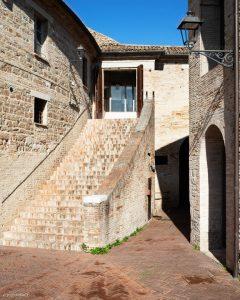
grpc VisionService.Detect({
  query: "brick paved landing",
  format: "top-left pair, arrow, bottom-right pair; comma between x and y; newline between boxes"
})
0,213 -> 240,299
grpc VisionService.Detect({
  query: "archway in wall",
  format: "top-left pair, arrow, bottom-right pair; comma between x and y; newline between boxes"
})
200,125 -> 226,264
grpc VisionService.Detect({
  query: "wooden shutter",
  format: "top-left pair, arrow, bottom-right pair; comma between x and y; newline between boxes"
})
95,67 -> 103,119
137,65 -> 144,117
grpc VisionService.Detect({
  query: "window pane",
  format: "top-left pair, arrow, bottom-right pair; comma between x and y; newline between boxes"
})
126,86 -> 133,100
111,86 -> 125,112
126,86 -> 133,112
111,86 -> 124,100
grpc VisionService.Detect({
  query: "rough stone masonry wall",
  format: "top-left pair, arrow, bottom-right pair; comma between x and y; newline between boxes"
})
189,0 -> 235,271
82,100 -> 154,248
0,109 -> 88,237
0,0 -> 92,153
144,63 -> 189,214
0,0 -> 95,236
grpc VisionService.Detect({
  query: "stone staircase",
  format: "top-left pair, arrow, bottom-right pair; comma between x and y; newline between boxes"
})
1,119 -> 137,251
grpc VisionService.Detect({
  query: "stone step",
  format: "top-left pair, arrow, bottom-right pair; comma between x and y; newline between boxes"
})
58,156 -> 122,167
32,195 -> 82,203
1,118 -> 137,251
9,225 -> 82,236
24,206 -> 83,214
2,238 -> 82,251
14,218 -> 82,227
36,191 -> 94,198
45,178 -> 103,186
31,199 -> 83,207
19,211 -> 82,220
3,231 -> 83,243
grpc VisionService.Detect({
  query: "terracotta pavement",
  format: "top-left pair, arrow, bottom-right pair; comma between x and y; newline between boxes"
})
0,211 -> 240,299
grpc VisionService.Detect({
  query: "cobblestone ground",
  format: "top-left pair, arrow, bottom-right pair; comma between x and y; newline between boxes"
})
0,211 -> 240,299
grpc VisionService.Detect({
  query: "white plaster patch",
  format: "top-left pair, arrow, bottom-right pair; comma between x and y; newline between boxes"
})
83,195 -> 108,205
102,60 -> 155,69
104,112 -> 137,119
30,90 -> 52,101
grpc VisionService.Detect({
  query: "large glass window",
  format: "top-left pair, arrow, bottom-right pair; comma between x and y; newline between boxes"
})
104,70 -> 136,113
109,85 -> 136,112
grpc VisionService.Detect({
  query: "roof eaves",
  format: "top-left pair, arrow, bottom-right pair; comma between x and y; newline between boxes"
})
58,1 -> 101,55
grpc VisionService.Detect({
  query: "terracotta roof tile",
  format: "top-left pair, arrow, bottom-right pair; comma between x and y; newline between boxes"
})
88,28 -> 120,48
88,28 -> 188,56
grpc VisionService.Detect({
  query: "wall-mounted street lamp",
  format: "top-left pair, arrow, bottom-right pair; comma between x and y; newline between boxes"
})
178,11 -> 234,68
77,45 -> 86,61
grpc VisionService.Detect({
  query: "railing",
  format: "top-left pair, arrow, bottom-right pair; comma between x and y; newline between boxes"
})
109,98 -> 136,113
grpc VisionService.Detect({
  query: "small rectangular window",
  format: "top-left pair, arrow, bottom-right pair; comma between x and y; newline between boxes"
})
34,98 -> 47,125
82,57 -> 88,87
155,155 -> 168,165
34,13 -> 48,56
155,60 -> 164,71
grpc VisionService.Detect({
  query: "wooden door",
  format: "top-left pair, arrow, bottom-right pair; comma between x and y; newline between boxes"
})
95,67 -> 103,119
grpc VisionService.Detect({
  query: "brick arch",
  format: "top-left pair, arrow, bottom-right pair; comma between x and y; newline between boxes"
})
199,124 -> 226,264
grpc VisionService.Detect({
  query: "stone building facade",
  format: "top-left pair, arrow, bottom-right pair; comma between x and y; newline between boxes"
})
0,0 -> 101,204
0,0 -> 99,153
0,0 -> 189,251
187,0 -> 237,273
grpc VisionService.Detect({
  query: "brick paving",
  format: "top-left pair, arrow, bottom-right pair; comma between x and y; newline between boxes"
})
0,211 -> 240,299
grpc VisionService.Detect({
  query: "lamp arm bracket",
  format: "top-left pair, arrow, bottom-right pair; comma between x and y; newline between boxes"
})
190,49 -> 234,68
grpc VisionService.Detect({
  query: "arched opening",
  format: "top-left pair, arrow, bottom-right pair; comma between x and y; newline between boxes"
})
200,125 -> 226,264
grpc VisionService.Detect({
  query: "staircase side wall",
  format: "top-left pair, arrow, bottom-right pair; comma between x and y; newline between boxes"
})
83,100 -> 154,247
0,110 -> 88,237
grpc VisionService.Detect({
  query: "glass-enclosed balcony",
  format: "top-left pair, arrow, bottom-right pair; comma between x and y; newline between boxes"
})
104,70 -> 137,114
108,85 -> 136,112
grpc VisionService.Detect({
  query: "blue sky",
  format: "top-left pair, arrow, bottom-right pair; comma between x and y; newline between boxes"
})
64,0 -> 188,46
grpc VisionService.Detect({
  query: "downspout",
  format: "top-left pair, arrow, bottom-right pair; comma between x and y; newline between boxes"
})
234,0 -> 239,279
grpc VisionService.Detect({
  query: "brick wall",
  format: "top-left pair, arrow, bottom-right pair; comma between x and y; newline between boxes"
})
82,100 -> 155,247
189,0 -> 236,271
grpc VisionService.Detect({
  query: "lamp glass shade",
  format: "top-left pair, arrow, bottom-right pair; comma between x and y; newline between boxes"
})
178,13 -> 203,31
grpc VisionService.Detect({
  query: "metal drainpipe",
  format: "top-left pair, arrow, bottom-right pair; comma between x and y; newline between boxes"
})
234,0 -> 239,279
